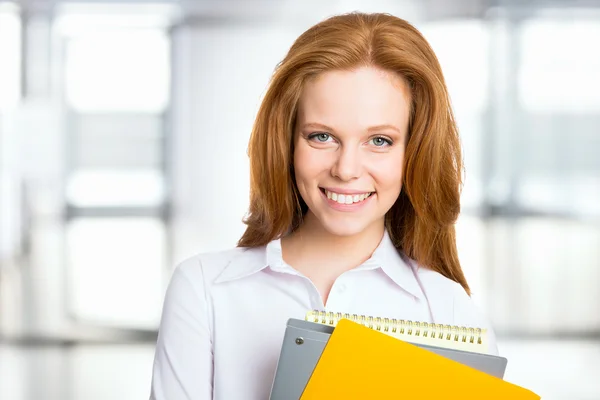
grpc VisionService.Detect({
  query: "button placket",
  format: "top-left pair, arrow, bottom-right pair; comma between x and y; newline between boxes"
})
299,276 -> 325,309
326,278 -> 352,311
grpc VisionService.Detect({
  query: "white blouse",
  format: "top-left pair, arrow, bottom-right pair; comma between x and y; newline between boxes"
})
150,231 -> 499,400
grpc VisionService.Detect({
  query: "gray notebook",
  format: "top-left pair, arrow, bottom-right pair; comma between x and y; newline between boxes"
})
269,318 -> 508,400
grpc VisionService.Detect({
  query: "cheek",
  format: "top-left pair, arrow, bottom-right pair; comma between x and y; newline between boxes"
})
294,145 -> 331,182
371,154 -> 404,190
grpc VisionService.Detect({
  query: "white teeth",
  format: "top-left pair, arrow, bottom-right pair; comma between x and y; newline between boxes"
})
324,190 -> 372,204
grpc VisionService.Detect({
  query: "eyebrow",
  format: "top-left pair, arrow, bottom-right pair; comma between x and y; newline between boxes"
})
301,122 -> 403,135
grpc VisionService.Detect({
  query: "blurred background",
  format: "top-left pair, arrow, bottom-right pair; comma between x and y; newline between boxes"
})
0,0 -> 598,398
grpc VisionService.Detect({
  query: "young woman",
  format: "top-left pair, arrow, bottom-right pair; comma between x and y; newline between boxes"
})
151,12 -> 499,400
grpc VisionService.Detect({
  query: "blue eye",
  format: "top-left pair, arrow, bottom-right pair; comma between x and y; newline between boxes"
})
309,132 -> 331,142
370,136 -> 392,147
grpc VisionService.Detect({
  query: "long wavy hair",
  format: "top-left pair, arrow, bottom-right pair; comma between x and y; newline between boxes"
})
237,12 -> 470,294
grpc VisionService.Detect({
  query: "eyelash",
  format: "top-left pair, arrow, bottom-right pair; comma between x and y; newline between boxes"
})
307,132 -> 393,147
370,136 -> 393,146
307,132 -> 332,142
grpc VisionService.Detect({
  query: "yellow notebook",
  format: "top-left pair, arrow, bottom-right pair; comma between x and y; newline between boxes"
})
306,310 -> 492,354
300,319 -> 540,399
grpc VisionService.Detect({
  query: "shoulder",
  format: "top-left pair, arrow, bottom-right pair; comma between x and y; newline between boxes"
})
160,246 -> 266,330
414,266 -> 465,296
170,245 -> 267,289
415,267 -> 500,355
415,267 -> 489,325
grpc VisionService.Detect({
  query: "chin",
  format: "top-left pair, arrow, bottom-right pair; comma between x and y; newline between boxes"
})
319,216 -> 373,237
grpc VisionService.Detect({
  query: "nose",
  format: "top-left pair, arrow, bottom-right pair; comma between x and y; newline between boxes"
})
331,146 -> 362,181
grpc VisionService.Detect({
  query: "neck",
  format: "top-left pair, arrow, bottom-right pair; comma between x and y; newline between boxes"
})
284,211 -> 385,268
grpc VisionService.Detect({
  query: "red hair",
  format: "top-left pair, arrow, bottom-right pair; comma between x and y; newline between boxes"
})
238,12 -> 470,294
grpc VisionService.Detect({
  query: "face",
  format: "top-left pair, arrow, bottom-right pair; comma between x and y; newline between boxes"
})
293,66 -> 411,237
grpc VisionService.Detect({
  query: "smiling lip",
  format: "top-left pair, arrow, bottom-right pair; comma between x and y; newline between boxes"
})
320,187 -> 372,195
319,188 -> 375,211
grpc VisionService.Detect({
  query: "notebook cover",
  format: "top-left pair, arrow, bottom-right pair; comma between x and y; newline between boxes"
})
300,319 -> 540,399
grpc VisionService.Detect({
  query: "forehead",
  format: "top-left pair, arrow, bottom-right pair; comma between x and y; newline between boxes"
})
296,66 -> 411,132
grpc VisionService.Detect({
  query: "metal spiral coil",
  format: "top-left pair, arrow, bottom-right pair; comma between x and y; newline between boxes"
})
305,310 -> 483,345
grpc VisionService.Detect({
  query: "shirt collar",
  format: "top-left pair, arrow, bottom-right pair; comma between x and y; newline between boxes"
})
213,246 -> 270,284
368,230 -> 425,300
214,230 -> 425,300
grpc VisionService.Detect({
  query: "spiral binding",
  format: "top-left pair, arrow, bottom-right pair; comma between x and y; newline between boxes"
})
305,310 -> 484,346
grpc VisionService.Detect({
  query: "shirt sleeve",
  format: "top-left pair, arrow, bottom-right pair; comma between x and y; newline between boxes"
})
150,258 -> 213,400
452,290 -> 500,356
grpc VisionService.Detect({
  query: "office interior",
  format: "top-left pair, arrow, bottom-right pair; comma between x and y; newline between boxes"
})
0,0 -> 599,398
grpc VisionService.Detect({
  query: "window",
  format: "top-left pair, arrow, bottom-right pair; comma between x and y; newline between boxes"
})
64,29 -> 170,112
519,17 -> 600,113
66,217 -> 166,328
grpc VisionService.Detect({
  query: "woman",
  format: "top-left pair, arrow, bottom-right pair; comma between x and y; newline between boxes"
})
151,12 -> 498,400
